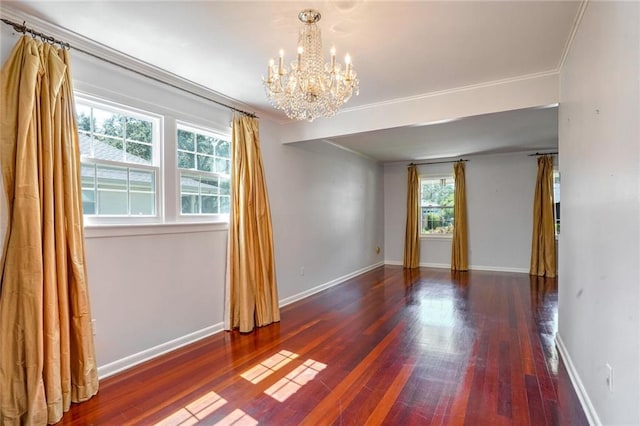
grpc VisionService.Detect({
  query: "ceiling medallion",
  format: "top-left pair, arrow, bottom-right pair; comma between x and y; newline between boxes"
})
262,9 -> 359,122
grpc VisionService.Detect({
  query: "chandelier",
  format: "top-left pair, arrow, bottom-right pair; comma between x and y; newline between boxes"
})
263,9 -> 359,122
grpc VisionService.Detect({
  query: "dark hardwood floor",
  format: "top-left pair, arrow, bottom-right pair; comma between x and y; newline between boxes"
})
60,266 -> 587,425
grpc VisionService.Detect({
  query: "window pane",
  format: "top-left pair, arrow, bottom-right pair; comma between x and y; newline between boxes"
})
178,129 -> 195,151
97,165 -> 127,191
94,109 -> 124,138
82,189 -> 96,215
94,135 -> 124,162
181,173 -> 200,194
81,163 -> 95,189
215,140 -> 230,158
201,195 -> 218,214
126,142 -> 152,164
196,134 -> 214,155
126,117 -> 152,143
215,158 -> 230,175
181,195 -> 199,214
197,155 -> 213,172
130,192 -> 154,215
421,178 -> 454,207
219,177 -> 230,196
422,206 -> 454,234
76,100 -> 158,218
220,195 -> 230,214
420,176 -> 455,234
201,177 -> 218,195
177,127 -> 231,217
76,104 -> 92,132
129,169 -> 154,192
79,133 -> 92,157
178,151 -> 195,169
98,190 -> 128,215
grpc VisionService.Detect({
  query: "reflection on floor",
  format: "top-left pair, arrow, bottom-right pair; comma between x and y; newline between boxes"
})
60,266 -> 586,425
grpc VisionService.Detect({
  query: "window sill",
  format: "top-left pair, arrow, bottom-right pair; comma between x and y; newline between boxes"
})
84,221 -> 228,238
420,234 -> 453,240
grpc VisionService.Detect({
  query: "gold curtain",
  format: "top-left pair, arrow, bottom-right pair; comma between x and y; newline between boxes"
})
228,115 -> 279,333
403,165 -> 420,268
530,155 -> 556,277
0,36 -> 99,425
451,162 -> 468,271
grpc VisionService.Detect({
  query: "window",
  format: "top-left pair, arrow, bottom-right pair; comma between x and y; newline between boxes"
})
553,170 -> 560,235
76,100 -> 159,217
177,125 -> 231,215
420,176 -> 455,235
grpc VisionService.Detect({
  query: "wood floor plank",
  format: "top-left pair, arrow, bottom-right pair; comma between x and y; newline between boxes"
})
363,362 -> 416,425
58,266 -> 588,426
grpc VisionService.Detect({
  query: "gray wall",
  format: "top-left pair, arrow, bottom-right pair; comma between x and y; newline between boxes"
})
558,2 -> 640,424
384,152 -> 538,271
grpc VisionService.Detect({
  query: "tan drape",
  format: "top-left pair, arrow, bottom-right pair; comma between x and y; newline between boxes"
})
227,115 -> 279,333
0,36 -> 99,425
530,155 -> 556,277
451,162 -> 468,271
403,165 -> 420,268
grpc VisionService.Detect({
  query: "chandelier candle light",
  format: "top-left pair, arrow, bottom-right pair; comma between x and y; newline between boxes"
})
263,9 -> 359,122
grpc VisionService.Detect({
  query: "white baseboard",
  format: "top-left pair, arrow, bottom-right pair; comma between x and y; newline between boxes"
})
97,323 -> 223,379
279,261 -> 385,308
384,261 -> 449,269
556,333 -> 601,426
384,260 -> 527,273
421,262 -> 450,269
469,265 -> 529,273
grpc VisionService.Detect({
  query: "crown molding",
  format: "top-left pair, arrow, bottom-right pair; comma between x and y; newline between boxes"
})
336,69 -> 560,116
557,0 -> 589,71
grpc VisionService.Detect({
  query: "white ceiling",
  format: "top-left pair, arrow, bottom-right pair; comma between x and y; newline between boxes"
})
2,1 -> 580,161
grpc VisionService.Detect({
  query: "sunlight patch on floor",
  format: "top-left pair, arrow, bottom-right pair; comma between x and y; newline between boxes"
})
154,391 -> 227,425
240,350 -> 299,384
213,408 -> 258,426
264,359 -> 327,402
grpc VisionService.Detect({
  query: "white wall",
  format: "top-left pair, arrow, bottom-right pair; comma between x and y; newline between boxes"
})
384,152 -> 539,272
0,24 -> 385,377
557,2 -> 640,425
261,131 -> 385,303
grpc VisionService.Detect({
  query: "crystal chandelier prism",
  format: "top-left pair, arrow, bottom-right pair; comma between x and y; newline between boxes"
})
262,9 -> 359,122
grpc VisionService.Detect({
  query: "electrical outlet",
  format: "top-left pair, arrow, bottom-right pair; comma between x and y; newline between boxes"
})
300,267 -> 304,276
606,363 -> 613,392
91,319 -> 97,336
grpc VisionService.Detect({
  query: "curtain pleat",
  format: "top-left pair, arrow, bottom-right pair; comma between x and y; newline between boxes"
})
530,155 -> 556,277
227,115 -> 279,333
0,36 -> 99,425
403,165 -> 420,268
451,162 -> 468,271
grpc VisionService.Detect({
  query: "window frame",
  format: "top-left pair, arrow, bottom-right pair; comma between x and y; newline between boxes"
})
175,122 -> 232,221
419,174 -> 455,239
76,95 -> 163,226
553,169 -> 560,237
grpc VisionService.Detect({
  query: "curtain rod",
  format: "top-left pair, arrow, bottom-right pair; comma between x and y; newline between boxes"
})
410,159 -> 468,166
1,18 -> 258,119
528,152 -> 558,156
